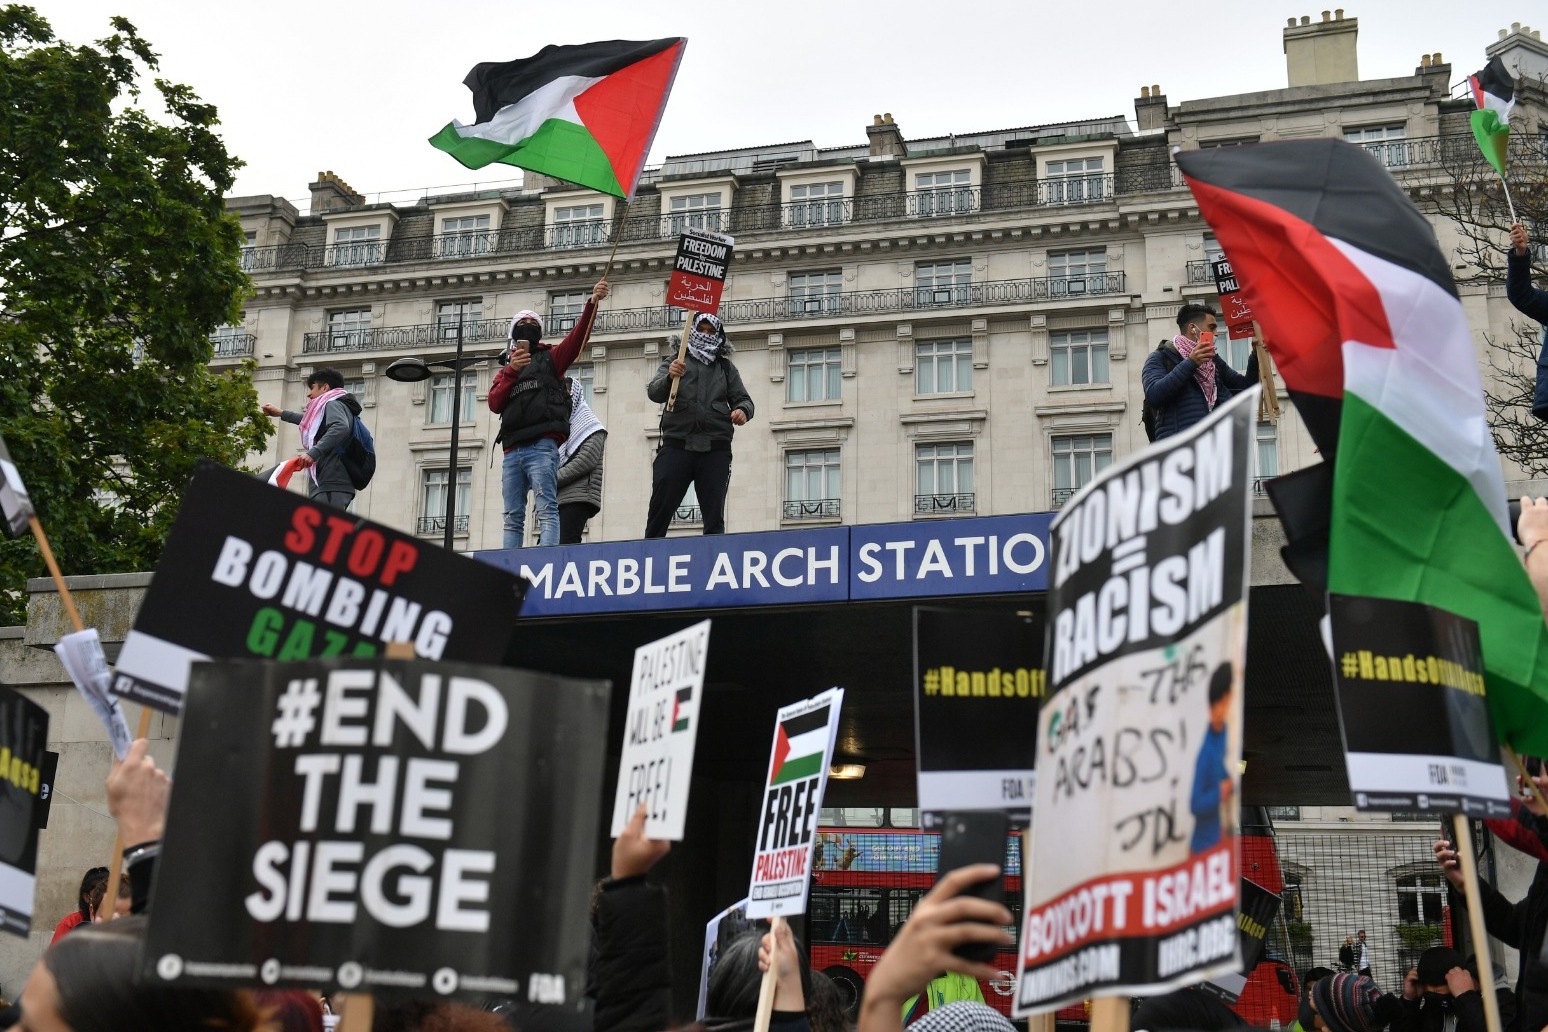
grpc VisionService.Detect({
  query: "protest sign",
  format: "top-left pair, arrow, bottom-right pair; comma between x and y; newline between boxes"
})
697,898 -> 754,1020
666,229 -> 734,313
1015,387 -> 1258,1015
1201,877 -> 1282,1004
54,628 -> 131,759
113,462 -> 529,713
1211,257 -> 1254,341
913,607 -> 1042,820
0,434 -> 34,539
1329,595 -> 1512,816
611,619 -> 710,839
143,657 -> 609,1001
746,687 -> 844,919
0,686 -> 47,935
34,752 -> 57,830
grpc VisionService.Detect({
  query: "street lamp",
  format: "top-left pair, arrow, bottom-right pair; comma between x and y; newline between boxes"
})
385,312 -> 502,551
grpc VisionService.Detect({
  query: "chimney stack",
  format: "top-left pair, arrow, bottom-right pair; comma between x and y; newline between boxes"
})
1135,84 -> 1168,131
308,171 -> 364,214
1283,9 -> 1359,87
866,112 -> 907,158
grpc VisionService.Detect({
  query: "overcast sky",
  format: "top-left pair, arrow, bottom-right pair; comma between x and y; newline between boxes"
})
42,1 -> 1539,206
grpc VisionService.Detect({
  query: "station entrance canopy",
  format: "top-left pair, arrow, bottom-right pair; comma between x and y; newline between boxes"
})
476,511 -> 1349,807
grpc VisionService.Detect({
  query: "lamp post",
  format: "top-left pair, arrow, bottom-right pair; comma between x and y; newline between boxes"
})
385,311 -> 501,551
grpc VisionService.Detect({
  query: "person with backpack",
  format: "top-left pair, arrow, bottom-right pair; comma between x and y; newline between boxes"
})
644,312 -> 754,538
1141,303 -> 1259,443
489,278 -> 609,548
261,367 -> 365,509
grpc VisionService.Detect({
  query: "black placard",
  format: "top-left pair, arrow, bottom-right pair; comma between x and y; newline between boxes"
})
143,658 -> 609,1001
913,607 -> 1042,821
1330,594 -> 1510,815
0,687 -> 48,935
112,462 -> 529,712
33,751 -> 58,830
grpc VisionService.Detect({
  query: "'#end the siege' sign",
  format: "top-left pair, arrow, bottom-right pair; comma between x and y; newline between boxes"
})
114,462 -> 528,712
144,658 -> 609,1003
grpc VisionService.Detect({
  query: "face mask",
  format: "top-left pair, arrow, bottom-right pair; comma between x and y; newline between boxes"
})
512,323 -> 541,345
1299,997 -> 1318,1030
1423,992 -> 1452,1011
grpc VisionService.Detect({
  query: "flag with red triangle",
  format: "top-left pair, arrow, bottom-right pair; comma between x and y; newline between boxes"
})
430,38 -> 686,199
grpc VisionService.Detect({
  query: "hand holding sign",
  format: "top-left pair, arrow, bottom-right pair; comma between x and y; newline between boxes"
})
613,804 -> 670,880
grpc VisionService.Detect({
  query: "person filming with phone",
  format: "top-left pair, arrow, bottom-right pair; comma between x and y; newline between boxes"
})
1142,303 -> 1259,442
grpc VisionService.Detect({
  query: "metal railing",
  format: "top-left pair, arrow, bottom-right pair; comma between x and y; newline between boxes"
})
1185,260 -> 1215,285
416,515 -> 470,535
915,493 -> 976,515
672,505 -> 702,524
1051,487 -> 1079,507
211,333 -> 255,358
303,317 -> 509,355
784,499 -> 840,520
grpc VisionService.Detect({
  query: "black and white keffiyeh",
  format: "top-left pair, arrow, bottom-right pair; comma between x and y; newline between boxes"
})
686,311 -> 725,365
908,1002 -> 1016,1032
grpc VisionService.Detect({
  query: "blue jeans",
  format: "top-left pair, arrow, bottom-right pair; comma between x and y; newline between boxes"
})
501,438 -> 559,548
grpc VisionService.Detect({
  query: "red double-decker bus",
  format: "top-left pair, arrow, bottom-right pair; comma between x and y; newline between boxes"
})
807,808 -> 1300,1027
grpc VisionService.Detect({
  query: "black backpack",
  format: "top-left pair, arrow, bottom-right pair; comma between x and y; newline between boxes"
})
337,416 -> 376,489
1140,341 -> 1183,442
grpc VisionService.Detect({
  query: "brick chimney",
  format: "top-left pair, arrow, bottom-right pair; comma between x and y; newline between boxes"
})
1284,10 -> 1359,87
308,171 -> 364,214
866,113 -> 907,159
1415,52 -> 1450,79
1487,22 -> 1548,84
1135,84 -> 1168,131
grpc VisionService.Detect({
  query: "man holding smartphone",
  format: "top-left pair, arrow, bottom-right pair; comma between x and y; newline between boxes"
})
1141,303 -> 1260,442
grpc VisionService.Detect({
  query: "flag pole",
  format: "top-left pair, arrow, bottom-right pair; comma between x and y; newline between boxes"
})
28,516 -> 84,635
1500,174 -> 1518,226
577,199 -> 629,358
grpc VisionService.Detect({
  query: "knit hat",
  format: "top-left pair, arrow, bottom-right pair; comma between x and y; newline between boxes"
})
908,1002 -> 1016,1032
1311,973 -> 1385,1032
1416,946 -> 1467,987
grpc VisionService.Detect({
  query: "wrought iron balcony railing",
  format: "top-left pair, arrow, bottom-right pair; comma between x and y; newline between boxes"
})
915,493 -> 976,515
303,317 -> 509,355
783,499 -> 841,520
416,515 -> 471,535
1185,260 -> 1215,285
211,333 -> 255,358
1051,487 -> 1079,507
672,505 -> 702,524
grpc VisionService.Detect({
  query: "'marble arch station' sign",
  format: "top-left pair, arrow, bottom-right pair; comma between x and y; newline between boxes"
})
477,513 -> 1055,617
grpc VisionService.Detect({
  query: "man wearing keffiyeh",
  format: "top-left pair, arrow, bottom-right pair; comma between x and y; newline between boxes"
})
260,367 -> 364,509
1141,303 -> 1259,443
644,312 -> 754,538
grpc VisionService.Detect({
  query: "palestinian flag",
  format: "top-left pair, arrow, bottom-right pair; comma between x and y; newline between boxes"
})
768,705 -> 832,786
262,457 -> 305,491
671,685 -> 693,733
1176,138 -> 1548,757
1468,56 -> 1515,177
429,38 -> 686,199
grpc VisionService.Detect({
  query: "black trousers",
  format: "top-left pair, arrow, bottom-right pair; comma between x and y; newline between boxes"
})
558,503 -> 594,545
644,445 -> 732,538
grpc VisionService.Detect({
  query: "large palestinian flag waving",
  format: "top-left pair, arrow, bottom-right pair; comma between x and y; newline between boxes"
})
430,38 -> 686,198
1176,139 -> 1548,756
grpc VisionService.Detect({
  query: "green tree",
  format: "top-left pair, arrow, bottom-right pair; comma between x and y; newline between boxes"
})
0,7 -> 270,623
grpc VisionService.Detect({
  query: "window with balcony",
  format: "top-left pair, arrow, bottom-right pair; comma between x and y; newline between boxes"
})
439,214 -> 491,258
915,260 -> 972,307
669,192 -> 725,234
210,324 -> 252,358
1050,329 -> 1109,386
789,181 -> 846,227
1051,433 -> 1112,507
241,231 -> 258,272
553,203 -> 607,248
1045,156 -> 1106,205
785,448 -> 841,520
916,442 -> 974,515
914,169 -> 972,216
673,482 -> 702,525
788,270 -> 843,316
436,299 -> 483,342
915,339 -> 972,395
329,225 -> 382,267
1047,249 -> 1107,297
428,373 -> 477,425
327,309 -> 372,351
572,363 -> 595,407
420,467 -> 472,537
1345,124 -> 1408,168
549,291 -> 588,334
787,347 -> 843,403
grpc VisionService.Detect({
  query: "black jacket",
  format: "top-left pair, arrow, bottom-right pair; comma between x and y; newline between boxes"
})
647,346 -> 754,452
